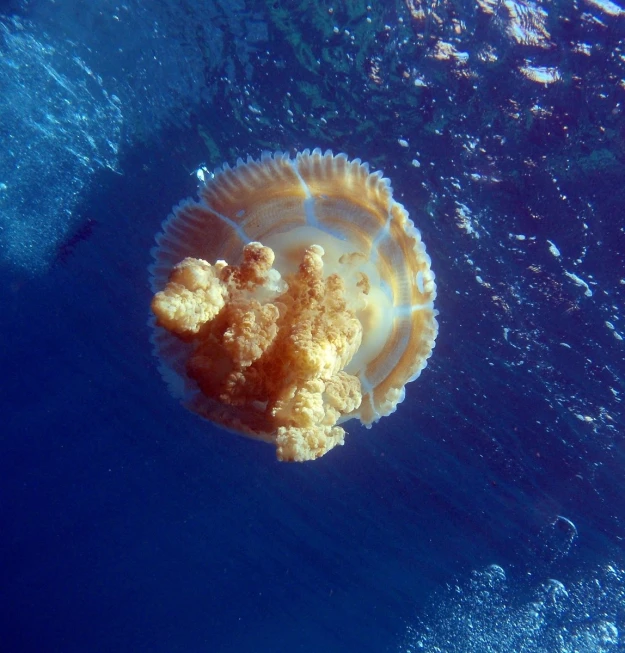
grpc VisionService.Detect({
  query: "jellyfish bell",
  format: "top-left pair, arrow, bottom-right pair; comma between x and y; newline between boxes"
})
149,148 -> 438,462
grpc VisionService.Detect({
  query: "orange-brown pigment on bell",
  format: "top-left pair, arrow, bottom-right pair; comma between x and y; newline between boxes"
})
149,149 -> 438,462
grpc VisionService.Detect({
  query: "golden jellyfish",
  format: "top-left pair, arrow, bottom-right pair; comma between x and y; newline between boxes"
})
149,149 -> 438,462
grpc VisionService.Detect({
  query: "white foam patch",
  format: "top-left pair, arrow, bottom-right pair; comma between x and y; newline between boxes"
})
519,63 -> 562,84
584,0 -> 625,15
564,271 -> 593,297
547,240 -> 561,257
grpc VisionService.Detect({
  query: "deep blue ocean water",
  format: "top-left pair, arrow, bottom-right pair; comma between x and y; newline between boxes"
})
1,1 -> 625,652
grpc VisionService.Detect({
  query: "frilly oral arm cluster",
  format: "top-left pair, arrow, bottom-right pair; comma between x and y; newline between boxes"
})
151,242 -> 363,461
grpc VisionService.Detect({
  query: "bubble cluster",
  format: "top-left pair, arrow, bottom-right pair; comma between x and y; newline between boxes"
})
401,563 -> 625,653
0,17 -> 122,274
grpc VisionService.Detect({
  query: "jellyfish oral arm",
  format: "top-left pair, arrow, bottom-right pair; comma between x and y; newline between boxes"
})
152,241 -> 364,461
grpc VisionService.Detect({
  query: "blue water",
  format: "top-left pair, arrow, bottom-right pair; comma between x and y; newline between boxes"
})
1,1 -> 624,652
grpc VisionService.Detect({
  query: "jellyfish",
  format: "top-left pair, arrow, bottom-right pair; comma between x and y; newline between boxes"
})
149,149 -> 438,462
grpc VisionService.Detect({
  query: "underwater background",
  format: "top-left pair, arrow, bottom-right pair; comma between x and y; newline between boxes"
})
1,0 -> 624,651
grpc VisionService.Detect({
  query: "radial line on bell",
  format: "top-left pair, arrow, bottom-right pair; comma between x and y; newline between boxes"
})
199,199 -> 251,244
303,196 -> 319,228
369,210 -> 393,263
289,162 -> 320,229
358,373 -> 373,395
